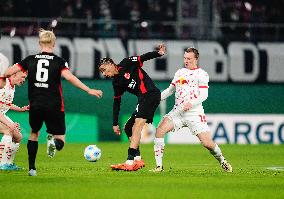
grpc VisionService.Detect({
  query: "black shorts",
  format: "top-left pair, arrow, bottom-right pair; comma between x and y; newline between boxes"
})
134,91 -> 161,123
29,109 -> 66,135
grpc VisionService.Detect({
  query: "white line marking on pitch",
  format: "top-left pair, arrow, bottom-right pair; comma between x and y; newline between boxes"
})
266,166 -> 284,171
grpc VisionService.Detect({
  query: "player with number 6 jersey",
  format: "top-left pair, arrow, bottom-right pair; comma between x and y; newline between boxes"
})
4,28 -> 103,176
150,47 -> 233,173
16,52 -> 70,111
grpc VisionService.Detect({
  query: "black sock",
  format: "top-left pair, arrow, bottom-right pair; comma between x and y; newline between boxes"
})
136,146 -> 140,157
27,140 -> 38,170
127,148 -> 137,160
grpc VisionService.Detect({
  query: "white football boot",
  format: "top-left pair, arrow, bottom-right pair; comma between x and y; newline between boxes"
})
28,169 -> 37,176
47,134 -> 56,158
149,166 -> 164,172
221,160 -> 233,172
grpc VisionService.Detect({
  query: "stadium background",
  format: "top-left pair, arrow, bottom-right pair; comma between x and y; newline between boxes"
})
0,0 -> 283,144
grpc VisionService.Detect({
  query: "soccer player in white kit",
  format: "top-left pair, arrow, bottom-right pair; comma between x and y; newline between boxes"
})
0,53 -> 28,170
151,47 -> 232,172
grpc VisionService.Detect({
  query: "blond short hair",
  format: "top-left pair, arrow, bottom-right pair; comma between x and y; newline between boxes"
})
39,28 -> 56,46
185,47 -> 199,59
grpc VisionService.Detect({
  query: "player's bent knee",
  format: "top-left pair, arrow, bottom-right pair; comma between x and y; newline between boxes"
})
54,139 -> 65,151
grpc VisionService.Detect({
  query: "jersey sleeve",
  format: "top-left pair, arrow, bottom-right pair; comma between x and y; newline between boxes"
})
119,56 -> 142,68
16,56 -> 31,72
198,70 -> 209,88
112,82 -> 125,126
59,58 -> 69,72
120,51 -> 161,68
139,51 -> 161,64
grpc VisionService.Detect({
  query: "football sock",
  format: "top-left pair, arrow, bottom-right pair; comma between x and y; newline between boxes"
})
54,139 -> 64,151
134,146 -> 141,161
0,135 -> 13,165
210,144 -> 225,163
27,140 -> 38,170
127,147 -> 137,161
0,143 -> 11,165
154,137 -> 165,167
7,142 -> 20,164
0,142 -> 4,164
1,134 -> 12,143
136,146 -> 140,156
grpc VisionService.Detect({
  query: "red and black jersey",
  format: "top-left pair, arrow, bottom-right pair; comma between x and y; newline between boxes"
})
112,50 -> 161,125
16,52 -> 69,111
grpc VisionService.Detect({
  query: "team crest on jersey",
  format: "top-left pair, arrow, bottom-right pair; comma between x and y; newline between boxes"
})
124,73 -> 130,79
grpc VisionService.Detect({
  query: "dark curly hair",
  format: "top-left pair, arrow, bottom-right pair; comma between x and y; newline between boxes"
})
98,57 -> 115,68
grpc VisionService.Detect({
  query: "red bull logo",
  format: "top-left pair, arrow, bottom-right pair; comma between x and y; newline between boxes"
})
175,77 -> 188,85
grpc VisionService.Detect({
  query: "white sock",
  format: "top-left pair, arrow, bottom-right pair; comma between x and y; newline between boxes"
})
125,160 -> 134,165
134,156 -> 141,161
0,135 -> 13,165
0,142 -> 4,165
154,137 -> 165,167
7,142 -> 20,164
210,144 -> 225,163
1,143 -> 12,165
1,135 -> 12,143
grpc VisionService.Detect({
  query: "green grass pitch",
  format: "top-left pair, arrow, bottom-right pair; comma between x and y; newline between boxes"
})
1,143 -> 284,199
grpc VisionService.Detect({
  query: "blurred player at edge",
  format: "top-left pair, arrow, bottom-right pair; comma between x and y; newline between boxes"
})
150,47 -> 233,173
0,53 -> 28,170
3,29 -> 103,176
99,44 -> 166,171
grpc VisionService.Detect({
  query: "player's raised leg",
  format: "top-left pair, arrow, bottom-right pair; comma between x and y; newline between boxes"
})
197,132 -> 232,172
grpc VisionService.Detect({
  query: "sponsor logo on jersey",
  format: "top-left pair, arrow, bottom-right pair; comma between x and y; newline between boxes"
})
130,56 -> 138,61
34,82 -> 49,88
176,77 -> 188,85
124,73 -> 130,79
35,55 -> 54,60
128,79 -> 136,89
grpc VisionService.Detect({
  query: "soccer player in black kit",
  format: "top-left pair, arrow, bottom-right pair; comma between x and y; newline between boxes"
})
4,29 -> 103,176
99,44 -> 166,171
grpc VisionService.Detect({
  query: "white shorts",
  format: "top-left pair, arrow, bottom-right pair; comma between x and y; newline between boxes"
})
164,108 -> 210,135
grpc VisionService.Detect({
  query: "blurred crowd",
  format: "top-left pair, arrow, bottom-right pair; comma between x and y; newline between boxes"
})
0,0 -> 284,40
0,0 -> 176,38
218,0 -> 284,41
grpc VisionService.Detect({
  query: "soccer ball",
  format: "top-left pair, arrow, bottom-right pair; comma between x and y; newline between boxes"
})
84,145 -> 101,162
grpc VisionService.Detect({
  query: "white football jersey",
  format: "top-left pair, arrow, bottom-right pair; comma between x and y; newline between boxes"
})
171,67 -> 209,115
0,78 -> 15,114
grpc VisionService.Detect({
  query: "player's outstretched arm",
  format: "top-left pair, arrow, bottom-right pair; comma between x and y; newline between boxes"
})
61,69 -> 103,98
10,104 -> 30,112
161,84 -> 175,101
139,43 -> 166,62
